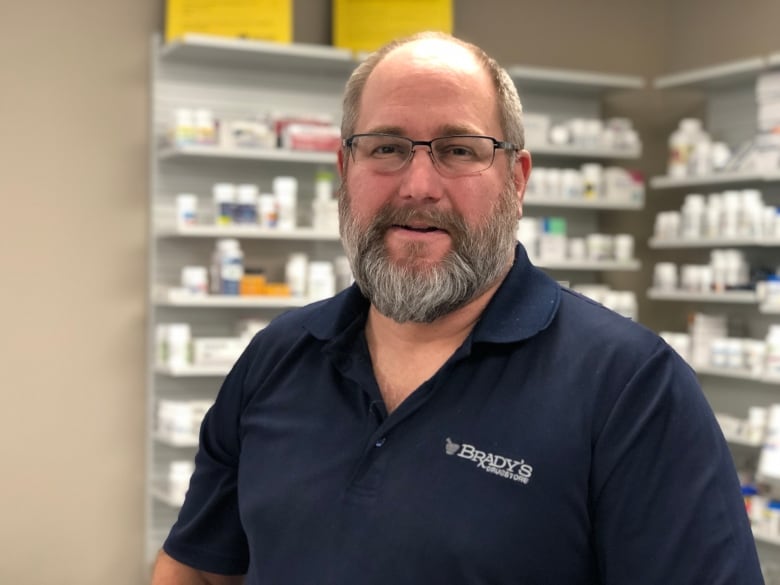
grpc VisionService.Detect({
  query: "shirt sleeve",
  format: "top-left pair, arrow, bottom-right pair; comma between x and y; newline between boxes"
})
589,341 -> 764,584
161,335 -> 259,575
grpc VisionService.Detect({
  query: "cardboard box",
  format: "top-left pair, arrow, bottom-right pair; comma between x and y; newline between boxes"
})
333,0 -> 452,53
166,0 -> 292,43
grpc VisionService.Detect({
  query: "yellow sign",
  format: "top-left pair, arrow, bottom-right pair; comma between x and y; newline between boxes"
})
333,0 -> 453,53
166,0 -> 292,43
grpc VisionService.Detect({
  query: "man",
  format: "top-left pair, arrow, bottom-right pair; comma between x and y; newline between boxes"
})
152,32 -> 764,584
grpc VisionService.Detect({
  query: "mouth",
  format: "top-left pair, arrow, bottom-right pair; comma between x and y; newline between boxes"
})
393,223 -> 448,234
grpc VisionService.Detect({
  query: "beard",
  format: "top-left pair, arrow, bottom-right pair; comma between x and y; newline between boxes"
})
338,179 -> 519,323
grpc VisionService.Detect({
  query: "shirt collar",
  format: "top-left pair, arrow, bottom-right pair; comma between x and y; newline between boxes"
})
303,243 -> 560,344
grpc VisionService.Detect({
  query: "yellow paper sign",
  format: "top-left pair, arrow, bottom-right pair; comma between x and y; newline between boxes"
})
166,0 -> 292,43
333,0 -> 453,53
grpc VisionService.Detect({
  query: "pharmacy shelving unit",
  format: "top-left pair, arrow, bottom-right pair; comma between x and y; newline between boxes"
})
509,66 -> 645,292
648,55 -> 780,561
145,34 -> 357,563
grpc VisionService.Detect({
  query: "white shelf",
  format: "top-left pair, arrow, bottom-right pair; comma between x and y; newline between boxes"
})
158,144 -> 338,165
150,485 -> 184,509
653,56 -> 767,89
530,143 -> 641,159
754,531 -> 780,547
155,364 -> 231,377
159,33 -> 356,75
534,258 -> 641,271
724,434 -> 763,448
694,364 -> 775,384
154,288 -> 310,308
153,432 -> 199,447
156,224 -> 341,241
648,236 -> 769,248
523,197 -> 643,210
649,170 -> 773,189
647,289 -> 758,304
762,304 -> 780,315
507,65 -> 643,93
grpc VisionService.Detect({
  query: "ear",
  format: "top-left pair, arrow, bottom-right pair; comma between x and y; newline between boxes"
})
337,147 -> 347,180
513,149 -> 532,219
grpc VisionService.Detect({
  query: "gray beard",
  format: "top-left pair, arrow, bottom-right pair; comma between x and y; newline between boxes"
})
338,181 -> 519,323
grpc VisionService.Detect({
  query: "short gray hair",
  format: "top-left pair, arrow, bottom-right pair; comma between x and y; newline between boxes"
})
340,31 -> 525,170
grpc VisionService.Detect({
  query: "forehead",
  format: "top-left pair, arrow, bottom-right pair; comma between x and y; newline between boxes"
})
358,39 -> 500,136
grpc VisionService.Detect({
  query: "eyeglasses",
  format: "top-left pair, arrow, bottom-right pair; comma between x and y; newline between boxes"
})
343,133 -> 518,177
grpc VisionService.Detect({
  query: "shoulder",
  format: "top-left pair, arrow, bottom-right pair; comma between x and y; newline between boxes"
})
556,287 -> 663,354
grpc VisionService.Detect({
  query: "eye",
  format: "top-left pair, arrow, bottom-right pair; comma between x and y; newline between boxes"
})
372,143 -> 406,157
436,140 -> 478,160
361,137 -> 409,159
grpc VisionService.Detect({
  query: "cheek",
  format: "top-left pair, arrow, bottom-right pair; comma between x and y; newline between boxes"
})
345,172 -> 396,215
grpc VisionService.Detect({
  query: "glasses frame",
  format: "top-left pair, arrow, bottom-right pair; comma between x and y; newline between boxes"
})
342,133 -> 518,177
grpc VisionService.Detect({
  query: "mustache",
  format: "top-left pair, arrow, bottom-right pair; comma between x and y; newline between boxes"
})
370,204 -> 467,235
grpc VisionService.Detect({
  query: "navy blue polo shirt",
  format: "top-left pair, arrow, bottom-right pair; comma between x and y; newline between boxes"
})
164,244 -> 762,584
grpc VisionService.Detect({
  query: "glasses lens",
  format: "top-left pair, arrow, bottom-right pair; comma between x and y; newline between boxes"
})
431,136 -> 495,174
351,135 -> 411,172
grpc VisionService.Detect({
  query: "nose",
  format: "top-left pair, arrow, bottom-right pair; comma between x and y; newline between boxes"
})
399,146 -> 442,201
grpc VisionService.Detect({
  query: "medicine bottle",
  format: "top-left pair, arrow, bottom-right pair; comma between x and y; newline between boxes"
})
235,184 -> 259,224
176,193 -> 198,228
273,176 -> 298,230
581,163 -> 602,199
181,266 -> 208,295
308,261 -> 336,300
173,108 -> 195,146
668,118 -> 702,177
194,108 -> 216,145
285,253 -> 309,298
165,323 -> 191,369
766,325 -> 780,377
213,183 -> 236,226
218,239 -> 244,295
258,193 -> 278,228
240,268 -> 267,296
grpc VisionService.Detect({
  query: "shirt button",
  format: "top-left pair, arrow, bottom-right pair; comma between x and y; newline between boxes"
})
375,437 -> 386,447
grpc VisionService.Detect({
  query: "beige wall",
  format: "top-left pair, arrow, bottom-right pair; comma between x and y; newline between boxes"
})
0,1 -> 776,583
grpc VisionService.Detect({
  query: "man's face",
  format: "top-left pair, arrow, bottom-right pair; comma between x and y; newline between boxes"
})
338,39 -> 530,323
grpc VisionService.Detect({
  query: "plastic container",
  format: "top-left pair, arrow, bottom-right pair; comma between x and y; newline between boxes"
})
240,269 -> 267,296
653,262 -> 678,291
681,193 -> 706,239
613,234 -> 634,262
668,118 -> 702,177
181,266 -> 208,295
165,323 -> 191,369
285,253 -> 309,298
213,183 -> 236,226
219,239 -> 244,295
235,184 -> 259,224
307,261 -> 336,300
173,108 -> 195,146
176,193 -> 198,228
194,108 -> 216,145
766,325 -> 780,377
258,194 -> 278,228
312,169 -> 338,232
273,176 -> 298,230
581,163 -> 603,199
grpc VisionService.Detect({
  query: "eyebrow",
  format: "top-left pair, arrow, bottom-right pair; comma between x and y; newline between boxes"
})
363,124 -> 485,138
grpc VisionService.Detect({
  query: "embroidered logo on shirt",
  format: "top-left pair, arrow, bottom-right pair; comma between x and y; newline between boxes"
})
445,438 -> 533,484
